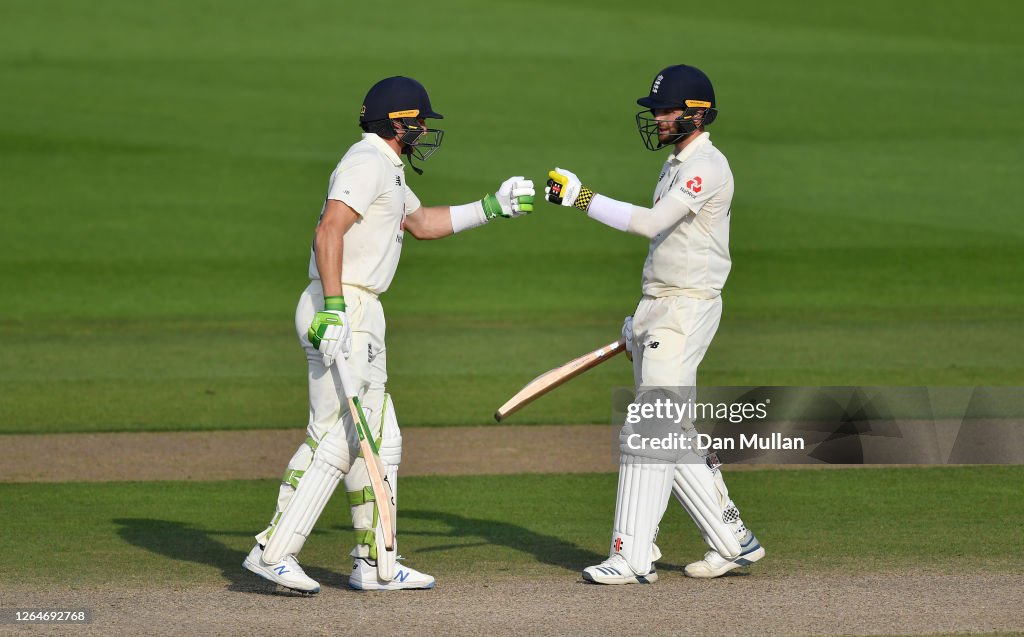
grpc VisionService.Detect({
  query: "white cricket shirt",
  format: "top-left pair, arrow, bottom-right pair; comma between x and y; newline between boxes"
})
308,133 -> 422,295
643,132 -> 734,299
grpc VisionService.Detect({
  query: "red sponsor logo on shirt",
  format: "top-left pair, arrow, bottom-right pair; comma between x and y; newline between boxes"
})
685,176 -> 703,193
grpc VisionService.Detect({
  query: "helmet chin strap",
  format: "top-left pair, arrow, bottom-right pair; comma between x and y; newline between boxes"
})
396,119 -> 425,175
403,146 -> 424,175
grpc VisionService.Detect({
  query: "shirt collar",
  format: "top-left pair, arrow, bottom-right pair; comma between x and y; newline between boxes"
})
670,131 -> 711,164
363,133 -> 405,168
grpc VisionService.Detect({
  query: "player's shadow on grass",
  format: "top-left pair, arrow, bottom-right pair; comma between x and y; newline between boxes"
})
113,518 -> 348,594
395,510 -> 687,574
390,510 -> 599,571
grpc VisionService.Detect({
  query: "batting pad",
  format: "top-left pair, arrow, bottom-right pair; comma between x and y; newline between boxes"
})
262,425 -> 354,564
611,455 -> 675,575
378,394 -> 402,498
672,455 -> 746,558
262,455 -> 342,563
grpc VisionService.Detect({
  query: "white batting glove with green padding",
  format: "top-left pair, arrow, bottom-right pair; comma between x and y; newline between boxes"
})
482,176 -> 535,219
308,296 -> 351,367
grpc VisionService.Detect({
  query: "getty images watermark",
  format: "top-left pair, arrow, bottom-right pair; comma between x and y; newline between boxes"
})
611,386 -> 1024,465
624,396 -> 806,452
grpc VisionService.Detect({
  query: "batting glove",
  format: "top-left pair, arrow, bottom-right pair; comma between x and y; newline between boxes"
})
308,296 -> 351,367
482,176 -> 535,218
545,167 -> 595,211
621,315 -> 635,362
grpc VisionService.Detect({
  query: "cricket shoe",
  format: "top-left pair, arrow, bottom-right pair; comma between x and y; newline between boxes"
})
582,554 -> 658,585
684,531 -> 765,579
349,557 -> 435,591
242,544 -> 320,594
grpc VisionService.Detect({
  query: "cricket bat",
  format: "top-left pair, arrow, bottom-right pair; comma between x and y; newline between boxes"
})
335,358 -> 396,559
494,338 -> 626,422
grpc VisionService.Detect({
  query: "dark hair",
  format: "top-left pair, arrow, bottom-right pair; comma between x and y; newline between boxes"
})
360,119 -> 396,139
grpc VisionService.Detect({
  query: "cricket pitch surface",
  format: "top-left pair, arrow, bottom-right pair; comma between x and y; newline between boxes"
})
3,426 -> 1021,637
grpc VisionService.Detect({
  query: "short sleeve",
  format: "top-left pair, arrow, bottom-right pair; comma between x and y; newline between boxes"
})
326,154 -> 384,216
404,183 -> 422,215
665,159 -> 725,214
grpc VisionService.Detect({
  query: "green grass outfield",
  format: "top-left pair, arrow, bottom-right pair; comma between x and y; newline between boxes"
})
2,467 -> 1021,585
2,1 -> 1023,432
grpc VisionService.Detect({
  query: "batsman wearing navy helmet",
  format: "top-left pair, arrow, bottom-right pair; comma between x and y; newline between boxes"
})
546,65 -> 765,584
242,76 -> 534,594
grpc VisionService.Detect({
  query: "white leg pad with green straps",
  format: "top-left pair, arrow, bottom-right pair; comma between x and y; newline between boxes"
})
262,422 -> 355,564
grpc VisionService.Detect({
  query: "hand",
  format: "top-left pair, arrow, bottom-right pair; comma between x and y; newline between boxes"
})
621,315 -> 635,362
308,301 -> 351,367
482,176 -> 535,218
545,167 -> 593,210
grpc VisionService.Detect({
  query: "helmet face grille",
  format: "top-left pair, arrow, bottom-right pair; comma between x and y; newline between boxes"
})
359,117 -> 445,162
396,118 -> 444,161
635,107 -> 716,151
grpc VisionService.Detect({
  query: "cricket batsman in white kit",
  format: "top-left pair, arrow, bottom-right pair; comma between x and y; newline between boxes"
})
545,64 -> 765,584
242,76 -> 535,593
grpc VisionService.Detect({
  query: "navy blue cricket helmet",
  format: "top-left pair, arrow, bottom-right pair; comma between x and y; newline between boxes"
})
359,76 -> 445,164
635,65 -> 718,151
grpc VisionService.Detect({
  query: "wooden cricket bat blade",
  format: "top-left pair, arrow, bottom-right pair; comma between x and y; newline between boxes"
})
494,338 -> 626,422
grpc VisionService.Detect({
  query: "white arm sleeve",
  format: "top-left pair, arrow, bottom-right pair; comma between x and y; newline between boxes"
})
586,194 -> 634,231
626,195 -> 695,239
584,192 -> 693,239
449,200 -> 488,233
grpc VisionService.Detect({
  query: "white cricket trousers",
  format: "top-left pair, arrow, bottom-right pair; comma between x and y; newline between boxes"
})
256,282 -> 388,546
630,294 -> 722,388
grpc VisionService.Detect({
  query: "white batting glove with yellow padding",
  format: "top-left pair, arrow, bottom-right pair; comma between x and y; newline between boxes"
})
544,167 -> 594,211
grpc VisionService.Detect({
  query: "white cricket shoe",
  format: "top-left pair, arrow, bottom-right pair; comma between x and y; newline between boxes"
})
349,557 -> 435,591
684,532 -> 765,578
242,544 -> 320,593
582,553 -> 658,585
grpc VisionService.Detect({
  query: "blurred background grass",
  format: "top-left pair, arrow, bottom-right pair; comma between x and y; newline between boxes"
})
1,0 -> 1022,432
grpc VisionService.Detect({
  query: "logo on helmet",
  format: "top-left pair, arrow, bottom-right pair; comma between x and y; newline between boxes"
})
651,74 -> 663,94
360,105 -> 366,116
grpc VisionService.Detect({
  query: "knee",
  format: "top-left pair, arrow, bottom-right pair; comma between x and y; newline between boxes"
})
377,395 -> 402,468
316,422 -> 359,473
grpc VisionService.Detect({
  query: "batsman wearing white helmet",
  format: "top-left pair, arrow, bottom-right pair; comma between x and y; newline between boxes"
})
242,76 -> 535,594
545,64 -> 764,584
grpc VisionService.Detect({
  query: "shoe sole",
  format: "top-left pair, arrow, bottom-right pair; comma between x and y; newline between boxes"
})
684,546 -> 766,579
581,570 -> 658,585
349,580 -> 436,591
242,559 -> 321,594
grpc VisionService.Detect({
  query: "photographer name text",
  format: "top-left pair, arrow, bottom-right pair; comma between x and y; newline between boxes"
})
626,432 -> 805,451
